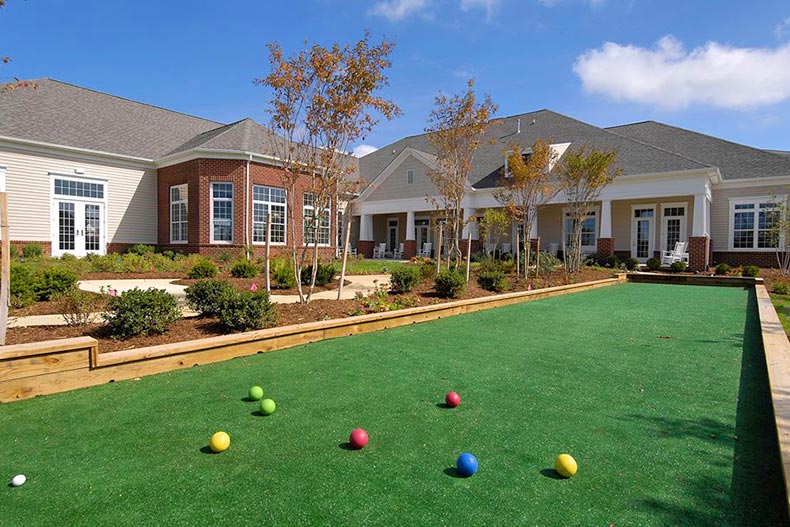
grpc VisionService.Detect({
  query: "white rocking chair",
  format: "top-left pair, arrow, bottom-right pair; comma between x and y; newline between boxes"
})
392,243 -> 404,260
372,242 -> 387,259
661,241 -> 689,266
419,242 -> 432,258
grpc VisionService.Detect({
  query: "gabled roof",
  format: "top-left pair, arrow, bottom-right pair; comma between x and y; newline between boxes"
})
0,79 -> 221,159
359,110 -> 710,190
165,118 -> 281,157
607,121 -> 790,181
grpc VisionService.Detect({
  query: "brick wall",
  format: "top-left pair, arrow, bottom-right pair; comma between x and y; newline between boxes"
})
10,240 -> 52,256
713,251 -> 783,268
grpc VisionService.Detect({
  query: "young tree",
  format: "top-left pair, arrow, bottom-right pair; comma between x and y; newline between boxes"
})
478,208 -> 509,257
257,33 -> 399,303
494,139 -> 559,278
768,190 -> 790,275
425,80 -> 497,267
556,146 -> 620,273
1,1 -> 34,93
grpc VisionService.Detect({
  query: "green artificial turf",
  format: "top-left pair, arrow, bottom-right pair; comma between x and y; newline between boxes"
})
1,283 -> 787,526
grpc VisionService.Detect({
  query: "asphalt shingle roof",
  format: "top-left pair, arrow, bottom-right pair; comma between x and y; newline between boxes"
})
0,79 -> 222,159
165,118 -> 282,157
359,110 -> 710,189
607,121 -> 790,181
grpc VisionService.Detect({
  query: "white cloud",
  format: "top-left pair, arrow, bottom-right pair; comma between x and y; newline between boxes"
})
460,0 -> 500,17
573,35 -> 790,110
369,0 -> 431,21
353,144 -> 379,158
776,18 -> 790,41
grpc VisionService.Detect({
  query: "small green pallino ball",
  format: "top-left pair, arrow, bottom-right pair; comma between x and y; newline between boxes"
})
260,398 -> 276,415
249,386 -> 264,401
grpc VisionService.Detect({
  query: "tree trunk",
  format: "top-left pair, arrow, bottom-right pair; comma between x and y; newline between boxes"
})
337,217 -> 352,300
0,193 -> 9,345
265,214 -> 271,293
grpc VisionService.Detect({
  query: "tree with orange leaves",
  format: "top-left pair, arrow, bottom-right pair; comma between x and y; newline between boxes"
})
425,80 -> 497,267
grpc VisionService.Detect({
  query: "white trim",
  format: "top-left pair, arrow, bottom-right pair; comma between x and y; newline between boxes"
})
630,204 -> 657,261
387,217 -> 399,251
49,174 -> 108,257
727,196 -> 785,252
155,148 -> 284,170
0,136 -> 154,164
715,175 -> 790,189
210,182 -> 234,244
303,191 -> 332,247
169,184 -> 188,245
251,184 -> 287,246
357,147 -> 438,201
659,201 -> 688,253
561,206 -> 600,254
406,169 -> 414,185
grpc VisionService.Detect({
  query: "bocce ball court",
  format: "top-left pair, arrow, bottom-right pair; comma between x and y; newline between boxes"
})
1,282 -> 788,526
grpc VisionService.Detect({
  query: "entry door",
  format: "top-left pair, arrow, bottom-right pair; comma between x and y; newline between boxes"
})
662,205 -> 687,252
631,207 -> 655,262
415,218 -> 429,253
387,219 -> 398,252
54,200 -> 105,257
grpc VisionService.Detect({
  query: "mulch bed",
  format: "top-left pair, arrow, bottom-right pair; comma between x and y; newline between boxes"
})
5,268 -> 617,352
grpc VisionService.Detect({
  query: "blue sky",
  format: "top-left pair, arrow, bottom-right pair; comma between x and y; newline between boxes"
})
2,0 -> 790,154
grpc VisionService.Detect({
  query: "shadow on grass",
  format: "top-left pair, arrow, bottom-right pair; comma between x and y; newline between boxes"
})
443,467 -> 466,478
338,442 -> 357,451
199,446 -> 219,455
539,468 -> 564,480
241,397 -> 256,402
435,403 -> 453,409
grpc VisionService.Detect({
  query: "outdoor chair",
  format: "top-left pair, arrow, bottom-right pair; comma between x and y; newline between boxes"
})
419,242 -> 432,258
392,243 -> 404,260
502,243 -> 512,255
547,242 -> 559,257
661,241 -> 689,266
372,243 -> 386,259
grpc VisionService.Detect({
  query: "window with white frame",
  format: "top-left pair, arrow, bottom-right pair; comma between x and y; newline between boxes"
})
252,185 -> 286,244
731,198 -> 782,250
211,182 -> 233,243
170,184 -> 188,243
407,169 -> 414,184
303,192 -> 331,245
564,210 -> 597,249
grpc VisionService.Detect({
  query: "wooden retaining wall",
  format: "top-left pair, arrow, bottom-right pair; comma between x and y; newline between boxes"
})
627,272 -> 763,287
0,276 -> 625,403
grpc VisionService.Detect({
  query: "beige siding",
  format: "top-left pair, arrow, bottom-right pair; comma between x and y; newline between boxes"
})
710,185 -> 786,249
0,146 -> 157,245
611,197 -> 694,253
536,204 -> 564,247
367,156 -> 437,201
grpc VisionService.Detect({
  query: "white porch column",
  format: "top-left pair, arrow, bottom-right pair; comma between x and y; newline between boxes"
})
599,199 -> 612,238
530,213 -> 538,239
462,207 -> 479,239
406,210 -> 415,240
360,214 -> 373,241
692,194 -> 710,237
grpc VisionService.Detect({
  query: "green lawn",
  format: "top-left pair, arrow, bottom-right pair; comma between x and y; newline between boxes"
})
340,258 -> 413,275
771,294 -> 790,335
1,283 -> 786,526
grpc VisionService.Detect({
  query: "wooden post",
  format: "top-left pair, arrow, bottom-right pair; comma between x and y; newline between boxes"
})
0,191 -> 9,345
337,217 -> 352,300
535,236 -> 541,278
465,231 -> 472,282
515,230 -> 520,277
265,214 -> 271,294
436,225 -> 443,275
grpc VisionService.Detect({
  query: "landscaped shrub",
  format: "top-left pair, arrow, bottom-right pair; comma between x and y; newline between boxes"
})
742,265 -> 760,278
9,264 -> 36,308
646,257 -> 661,271
34,267 -> 77,301
185,279 -> 235,316
419,259 -> 437,281
126,244 -> 156,256
625,258 -> 639,271
435,270 -> 466,298
51,287 -> 108,326
602,255 -> 619,268
230,260 -> 258,279
389,266 -> 421,293
272,260 -> 297,289
773,282 -> 790,295
477,270 -> 508,292
22,243 -> 43,259
217,290 -> 276,332
103,287 -> 181,339
530,251 -> 562,274
715,263 -> 731,276
301,262 -> 337,286
669,261 -> 687,273
499,258 -> 516,274
188,259 -> 218,279
584,253 -> 599,266
85,253 -> 122,273
6,244 -> 18,259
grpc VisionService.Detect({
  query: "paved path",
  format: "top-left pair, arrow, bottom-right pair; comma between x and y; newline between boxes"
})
8,274 -> 390,328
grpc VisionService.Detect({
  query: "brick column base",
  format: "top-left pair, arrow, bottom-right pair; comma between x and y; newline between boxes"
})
530,238 -> 539,252
597,238 -> 614,256
403,240 -> 417,259
459,239 -> 479,256
357,240 -> 374,259
688,236 -> 710,271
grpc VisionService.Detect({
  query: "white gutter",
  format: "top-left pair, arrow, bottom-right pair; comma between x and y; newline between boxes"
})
0,136 -> 155,165
245,156 -> 251,258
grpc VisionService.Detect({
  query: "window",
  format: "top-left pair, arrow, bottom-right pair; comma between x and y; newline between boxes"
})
54,178 -> 104,199
170,184 -> 188,244
303,192 -> 331,245
503,152 -> 531,178
211,182 -> 233,243
731,199 -> 782,250
662,204 -> 686,252
564,210 -> 597,249
407,169 -> 414,185
252,185 -> 286,244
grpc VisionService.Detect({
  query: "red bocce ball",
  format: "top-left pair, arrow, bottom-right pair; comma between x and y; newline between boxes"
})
349,428 -> 369,449
446,391 -> 461,408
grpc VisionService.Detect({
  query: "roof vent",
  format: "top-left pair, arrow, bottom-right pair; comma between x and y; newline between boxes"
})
531,118 -> 536,125
517,119 -> 521,134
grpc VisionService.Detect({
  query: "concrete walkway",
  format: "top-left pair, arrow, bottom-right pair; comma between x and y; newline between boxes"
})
8,274 -> 390,328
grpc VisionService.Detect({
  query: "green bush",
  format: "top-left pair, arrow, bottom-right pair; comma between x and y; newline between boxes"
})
419,259 -> 437,281
477,270 -> 508,292
389,266 -> 421,293
478,258 -> 503,274
530,251 -> 562,274
435,270 -> 466,298
646,257 -> 661,271
272,260 -> 297,289
625,258 -> 639,271
188,260 -> 218,279
669,261 -> 687,273
300,262 -> 337,286
185,279 -> 235,316
499,258 -> 516,274
715,263 -> 731,276
127,244 -> 156,256
22,243 -> 43,259
230,260 -> 258,279
51,288 -> 108,326
217,290 -> 277,332
773,282 -> 790,295
6,244 -> 18,259
584,253 -> 599,266
742,265 -> 760,278
10,264 -> 36,308
34,267 -> 77,301
85,253 -> 122,273
103,288 -> 181,339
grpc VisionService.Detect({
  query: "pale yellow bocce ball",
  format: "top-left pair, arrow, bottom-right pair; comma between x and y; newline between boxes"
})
555,453 -> 578,478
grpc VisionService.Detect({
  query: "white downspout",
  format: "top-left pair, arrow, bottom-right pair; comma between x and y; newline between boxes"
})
245,156 -> 251,259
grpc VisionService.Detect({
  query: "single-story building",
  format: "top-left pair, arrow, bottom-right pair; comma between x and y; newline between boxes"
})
353,110 -> 790,270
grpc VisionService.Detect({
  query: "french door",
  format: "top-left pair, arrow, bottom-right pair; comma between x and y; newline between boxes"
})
54,200 -> 105,257
631,207 -> 655,262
